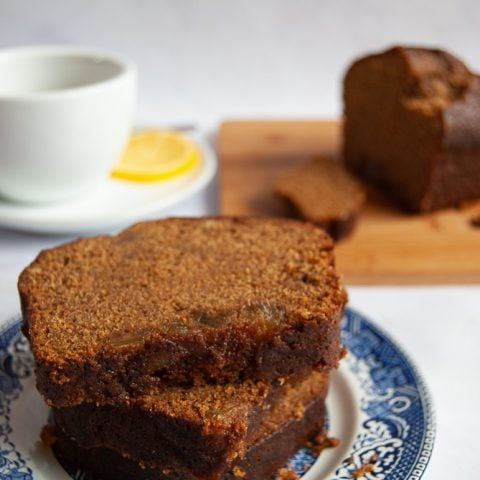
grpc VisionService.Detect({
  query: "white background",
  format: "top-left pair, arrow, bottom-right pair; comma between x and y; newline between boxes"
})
1,1 -> 479,479
1,0 -> 480,127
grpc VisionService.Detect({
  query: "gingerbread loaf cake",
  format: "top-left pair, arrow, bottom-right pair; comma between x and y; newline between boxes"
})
53,371 -> 328,477
275,156 -> 366,240
53,371 -> 329,480
344,46 -> 480,212
19,217 -> 346,407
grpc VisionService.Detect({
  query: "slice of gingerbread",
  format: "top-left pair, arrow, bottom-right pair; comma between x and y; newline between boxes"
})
53,371 -> 329,479
275,156 -> 365,241
52,371 -> 330,480
19,217 -> 346,407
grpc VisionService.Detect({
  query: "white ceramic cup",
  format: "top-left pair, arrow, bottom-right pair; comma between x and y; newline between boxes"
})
0,46 -> 136,203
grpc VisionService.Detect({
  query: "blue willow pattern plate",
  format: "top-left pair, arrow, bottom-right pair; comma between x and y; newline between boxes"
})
0,308 -> 435,479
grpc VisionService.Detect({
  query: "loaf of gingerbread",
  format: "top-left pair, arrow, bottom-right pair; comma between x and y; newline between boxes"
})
344,46 -> 480,212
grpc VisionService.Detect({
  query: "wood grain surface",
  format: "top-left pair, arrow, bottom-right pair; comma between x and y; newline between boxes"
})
218,120 -> 480,285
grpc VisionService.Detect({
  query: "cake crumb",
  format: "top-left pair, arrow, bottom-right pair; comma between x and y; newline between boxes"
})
311,432 -> 340,455
232,466 -> 246,478
40,425 -> 57,447
470,214 -> 480,228
368,453 -> 378,464
352,463 -> 375,478
277,467 -> 300,480
293,401 -> 305,420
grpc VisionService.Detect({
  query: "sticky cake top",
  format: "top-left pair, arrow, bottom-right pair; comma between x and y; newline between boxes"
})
19,217 -> 346,367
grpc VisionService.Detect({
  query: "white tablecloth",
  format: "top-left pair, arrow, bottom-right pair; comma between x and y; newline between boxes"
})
0,183 -> 478,480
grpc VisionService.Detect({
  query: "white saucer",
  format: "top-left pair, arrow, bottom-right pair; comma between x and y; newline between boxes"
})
0,132 -> 217,235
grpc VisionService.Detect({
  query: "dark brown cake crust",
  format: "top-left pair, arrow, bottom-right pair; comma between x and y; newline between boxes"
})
275,156 -> 366,241
53,385 -> 327,480
53,371 -> 328,477
19,217 -> 346,407
344,46 -> 480,212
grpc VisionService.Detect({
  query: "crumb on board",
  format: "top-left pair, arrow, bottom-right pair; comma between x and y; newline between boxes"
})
40,425 -> 57,447
276,467 -> 300,480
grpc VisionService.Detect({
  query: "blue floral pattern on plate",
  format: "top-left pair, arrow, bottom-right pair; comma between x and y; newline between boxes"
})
289,309 -> 435,479
0,320 -> 35,480
0,308 -> 435,479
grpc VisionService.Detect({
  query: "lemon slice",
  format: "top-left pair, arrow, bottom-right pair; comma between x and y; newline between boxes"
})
112,130 -> 200,182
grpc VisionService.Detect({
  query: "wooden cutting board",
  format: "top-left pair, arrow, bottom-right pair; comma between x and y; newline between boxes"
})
218,120 -> 480,285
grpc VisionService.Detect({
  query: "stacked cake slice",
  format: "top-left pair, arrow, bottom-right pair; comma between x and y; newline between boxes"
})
19,217 -> 347,480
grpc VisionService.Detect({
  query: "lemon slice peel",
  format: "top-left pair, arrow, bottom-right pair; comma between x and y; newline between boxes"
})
112,130 -> 201,182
